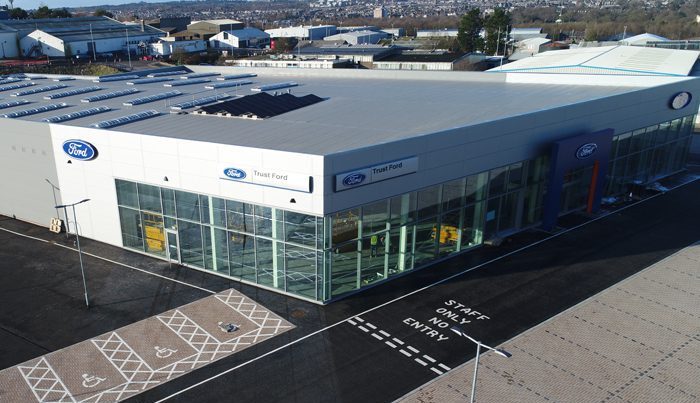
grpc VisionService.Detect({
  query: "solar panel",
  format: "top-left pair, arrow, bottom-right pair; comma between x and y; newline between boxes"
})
217,73 -> 257,81
251,82 -> 298,92
126,77 -> 174,85
205,80 -> 253,89
0,99 -> 30,109
44,86 -> 102,100
53,77 -> 76,82
91,109 -> 160,129
170,94 -> 231,110
123,90 -> 182,106
164,78 -> 211,87
25,76 -> 47,80
180,72 -> 220,79
1,102 -> 69,118
147,70 -> 188,78
0,78 -> 23,86
43,106 -> 111,123
11,84 -> 68,97
0,82 -> 35,92
194,92 -> 324,119
93,75 -> 140,83
81,88 -> 139,103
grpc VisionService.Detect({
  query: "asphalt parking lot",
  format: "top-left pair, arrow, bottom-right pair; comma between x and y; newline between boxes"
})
0,169 -> 699,402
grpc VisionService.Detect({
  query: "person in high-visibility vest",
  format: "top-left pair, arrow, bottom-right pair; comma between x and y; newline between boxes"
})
370,234 -> 378,257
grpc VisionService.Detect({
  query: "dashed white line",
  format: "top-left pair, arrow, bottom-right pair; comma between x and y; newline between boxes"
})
438,363 -> 451,371
399,349 -> 412,357
407,346 -> 419,354
423,355 -> 436,363
358,326 -> 370,333
371,333 -> 384,341
354,317 -> 365,322
431,368 -> 444,375
393,338 -> 405,345
414,358 -> 428,366
378,330 -> 390,337
365,323 -> 377,330
348,319 -> 357,325
385,341 -> 397,348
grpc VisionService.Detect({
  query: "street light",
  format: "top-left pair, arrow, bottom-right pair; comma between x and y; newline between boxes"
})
45,179 -> 70,239
55,198 -> 91,307
451,326 -> 512,403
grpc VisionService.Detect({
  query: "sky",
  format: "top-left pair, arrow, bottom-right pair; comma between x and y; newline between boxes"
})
10,0 -> 172,11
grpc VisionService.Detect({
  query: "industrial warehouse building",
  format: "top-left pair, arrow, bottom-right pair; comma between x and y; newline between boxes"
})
0,46 -> 698,303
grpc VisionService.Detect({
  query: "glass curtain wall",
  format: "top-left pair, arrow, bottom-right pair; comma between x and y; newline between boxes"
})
606,115 -> 695,196
327,155 -> 550,299
116,179 -> 323,301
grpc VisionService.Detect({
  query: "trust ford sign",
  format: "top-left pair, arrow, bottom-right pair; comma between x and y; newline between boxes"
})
62,139 -> 97,161
223,167 -> 247,180
575,143 -> 598,160
342,173 -> 366,187
335,156 -> 418,192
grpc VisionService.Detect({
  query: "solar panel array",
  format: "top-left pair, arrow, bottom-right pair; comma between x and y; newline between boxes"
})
251,82 -> 298,92
205,80 -> 253,90
217,73 -> 257,81
82,88 -> 139,103
0,78 -> 23,86
170,94 -> 231,110
1,102 -> 68,118
194,92 -> 324,119
180,72 -> 220,79
147,70 -> 188,78
123,90 -> 182,106
126,77 -> 174,85
92,109 -> 160,129
43,106 -> 111,123
0,99 -> 30,109
44,86 -> 102,100
164,78 -> 211,87
0,82 -> 35,92
53,77 -> 76,82
11,84 -> 68,97
93,75 -> 140,83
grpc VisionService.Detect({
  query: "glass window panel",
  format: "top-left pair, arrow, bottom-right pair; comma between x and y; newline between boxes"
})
255,206 -> 273,237
654,122 -> 670,146
483,198 -> 500,241
416,185 -> 440,220
228,231 -> 256,281
442,178 -> 465,212
629,129 -> 647,154
680,116 -> 694,137
211,197 -> 226,228
466,172 -> 489,203
362,200 -> 388,234
226,200 -> 254,233
137,183 -> 161,213
164,216 -> 177,230
118,206 -> 143,250
142,212 -> 165,256
616,132 -> 632,158
116,179 -> 138,208
286,244 -> 318,299
413,219 -> 437,267
200,195 -> 211,224
331,208 -> 359,245
203,227 -> 229,275
331,240 -> 358,297
255,238 -> 279,288
522,183 -> 544,227
389,193 -> 415,226
498,192 -> 519,234
161,188 -> 176,217
609,135 -> 619,160
360,232 -> 387,286
175,190 -> 200,222
666,118 -> 681,142
285,211 -> 318,247
177,219 -> 203,268
488,166 -> 507,196
507,162 -> 523,190
437,209 -> 461,256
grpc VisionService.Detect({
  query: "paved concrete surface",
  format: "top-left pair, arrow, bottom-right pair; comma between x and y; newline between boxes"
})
398,242 -> 700,403
0,289 -> 292,402
0,166 -> 698,403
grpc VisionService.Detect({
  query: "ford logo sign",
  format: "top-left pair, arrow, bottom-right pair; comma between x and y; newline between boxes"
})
575,143 -> 598,160
224,167 -> 247,180
62,139 -> 97,161
342,173 -> 366,186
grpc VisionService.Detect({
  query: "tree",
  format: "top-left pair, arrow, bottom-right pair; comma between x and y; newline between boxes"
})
483,8 -> 511,56
94,8 -> 114,18
9,7 -> 28,19
457,9 -> 484,53
32,6 -> 52,19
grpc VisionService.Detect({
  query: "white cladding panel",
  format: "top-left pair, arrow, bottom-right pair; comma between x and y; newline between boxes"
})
49,125 -> 324,246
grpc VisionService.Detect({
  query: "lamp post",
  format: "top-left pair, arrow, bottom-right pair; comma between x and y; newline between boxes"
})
1,41 -> 6,59
450,326 -> 512,403
45,179 -> 70,240
55,198 -> 91,307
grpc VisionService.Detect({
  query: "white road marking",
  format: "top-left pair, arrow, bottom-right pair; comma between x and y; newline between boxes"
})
365,323 -> 377,330
357,326 -> 370,333
378,330 -> 390,337
385,341 -> 397,348
347,319 -> 356,325
438,363 -> 451,371
407,346 -> 419,354
430,368 -> 444,375
399,349 -> 412,357
393,338 -> 405,345
371,333 -> 383,341
414,358 -> 428,366
354,317 -> 364,322
146,177 -> 698,402
423,355 -> 436,363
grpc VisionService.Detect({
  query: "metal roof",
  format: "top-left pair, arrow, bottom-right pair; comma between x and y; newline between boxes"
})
0,67 -> 683,156
490,45 -> 700,76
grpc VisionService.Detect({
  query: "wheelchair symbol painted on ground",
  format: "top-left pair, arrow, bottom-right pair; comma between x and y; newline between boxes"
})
82,373 -> 107,388
154,346 -> 178,358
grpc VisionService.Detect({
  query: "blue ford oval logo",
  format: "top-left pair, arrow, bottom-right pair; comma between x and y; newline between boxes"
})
575,143 -> 598,160
342,173 -> 366,186
62,139 -> 97,161
224,167 -> 247,180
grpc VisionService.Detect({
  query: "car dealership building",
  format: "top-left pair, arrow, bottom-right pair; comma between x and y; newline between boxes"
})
1,46 -> 698,303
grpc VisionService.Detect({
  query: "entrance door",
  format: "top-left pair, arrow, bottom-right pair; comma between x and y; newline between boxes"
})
166,230 -> 180,262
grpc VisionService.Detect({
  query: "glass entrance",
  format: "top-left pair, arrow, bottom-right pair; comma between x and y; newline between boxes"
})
560,165 -> 594,214
166,230 -> 180,262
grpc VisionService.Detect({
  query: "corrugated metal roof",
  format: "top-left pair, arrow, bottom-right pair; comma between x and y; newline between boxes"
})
491,45 -> 700,76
